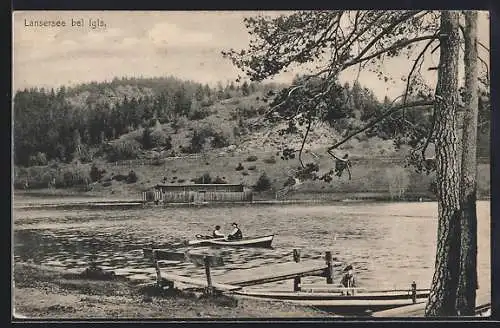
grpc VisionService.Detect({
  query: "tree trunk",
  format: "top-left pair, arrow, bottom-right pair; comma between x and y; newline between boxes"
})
456,10 -> 479,316
425,11 -> 462,316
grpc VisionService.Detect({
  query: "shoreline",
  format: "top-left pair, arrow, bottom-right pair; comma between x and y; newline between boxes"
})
13,189 -> 490,210
13,262 -> 338,319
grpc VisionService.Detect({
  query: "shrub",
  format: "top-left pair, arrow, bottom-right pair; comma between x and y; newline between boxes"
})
113,174 -> 128,182
263,156 -> 277,164
150,130 -> 172,150
107,140 -> 142,162
189,108 -> 211,120
241,171 -> 249,176
235,163 -> 244,171
170,117 -> 188,132
102,181 -> 112,187
201,99 -> 215,107
187,130 -> 207,154
246,155 -> 258,162
236,105 -> 258,119
233,126 -> 241,137
79,146 -> 94,163
126,170 -> 138,183
177,179 -> 186,183
253,172 -> 272,192
248,165 -> 257,171
142,127 -> 154,150
211,132 -> 230,149
28,152 -> 48,166
213,176 -> 227,184
152,157 -> 166,166
89,164 -> 105,182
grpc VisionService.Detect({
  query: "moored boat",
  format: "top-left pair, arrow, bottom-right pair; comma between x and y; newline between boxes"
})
233,288 -> 430,313
188,234 -> 274,248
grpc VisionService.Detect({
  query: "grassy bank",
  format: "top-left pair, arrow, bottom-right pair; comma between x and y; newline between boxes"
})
13,150 -> 491,201
13,263 -> 337,319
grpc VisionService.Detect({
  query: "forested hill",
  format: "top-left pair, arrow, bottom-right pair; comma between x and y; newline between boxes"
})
14,76 -> 279,166
13,75 -> 490,169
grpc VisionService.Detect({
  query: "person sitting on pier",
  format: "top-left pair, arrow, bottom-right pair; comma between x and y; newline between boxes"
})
340,264 -> 356,295
227,222 -> 243,240
212,225 -> 225,238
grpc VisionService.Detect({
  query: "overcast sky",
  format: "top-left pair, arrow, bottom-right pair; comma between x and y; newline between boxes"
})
13,11 -> 490,99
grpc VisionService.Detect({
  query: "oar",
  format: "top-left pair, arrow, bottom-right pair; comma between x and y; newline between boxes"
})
170,235 -> 226,248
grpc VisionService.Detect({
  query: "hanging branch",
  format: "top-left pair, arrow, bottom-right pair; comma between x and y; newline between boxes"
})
298,118 -> 313,168
478,41 -> 489,52
343,35 -> 440,70
326,99 -> 434,154
403,35 -> 439,106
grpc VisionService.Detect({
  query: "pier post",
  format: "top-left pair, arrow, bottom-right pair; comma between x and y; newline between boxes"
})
204,256 -> 215,295
152,250 -> 163,287
293,249 -> 301,292
325,251 -> 334,284
411,281 -> 417,304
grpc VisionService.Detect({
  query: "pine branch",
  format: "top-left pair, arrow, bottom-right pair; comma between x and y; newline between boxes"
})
348,11 -> 422,64
344,35 -> 440,70
403,35 -> 439,106
326,100 -> 434,153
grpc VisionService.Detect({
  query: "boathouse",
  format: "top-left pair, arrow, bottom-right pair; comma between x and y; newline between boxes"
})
142,183 -> 253,204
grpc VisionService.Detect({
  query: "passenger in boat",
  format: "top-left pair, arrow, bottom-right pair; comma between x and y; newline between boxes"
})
212,225 -> 225,238
340,264 -> 356,295
227,222 -> 243,240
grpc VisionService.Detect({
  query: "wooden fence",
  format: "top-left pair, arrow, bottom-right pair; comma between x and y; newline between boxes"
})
142,190 -> 253,203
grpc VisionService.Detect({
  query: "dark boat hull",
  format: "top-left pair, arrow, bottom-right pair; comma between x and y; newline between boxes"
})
234,289 -> 430,314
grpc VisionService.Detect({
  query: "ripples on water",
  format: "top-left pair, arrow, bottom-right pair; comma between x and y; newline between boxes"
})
13,201 -> 491,291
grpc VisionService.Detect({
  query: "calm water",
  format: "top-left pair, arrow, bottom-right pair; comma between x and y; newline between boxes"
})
13,200 -> 491,291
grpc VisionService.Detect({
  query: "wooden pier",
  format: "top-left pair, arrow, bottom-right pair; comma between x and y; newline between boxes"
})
144,248 -> 341,295
217,260 -> 341,287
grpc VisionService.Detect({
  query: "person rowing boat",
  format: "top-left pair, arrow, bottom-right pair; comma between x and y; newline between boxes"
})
213,225 -> 225,238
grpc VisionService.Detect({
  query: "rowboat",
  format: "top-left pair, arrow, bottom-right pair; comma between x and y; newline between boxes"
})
187,234 -> 274,248
233,287 -> 431,314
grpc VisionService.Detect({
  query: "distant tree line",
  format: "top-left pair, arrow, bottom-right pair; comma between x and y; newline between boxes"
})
13,77 -> 279,166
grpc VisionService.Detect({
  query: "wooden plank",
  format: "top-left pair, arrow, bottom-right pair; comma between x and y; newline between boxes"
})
143,249 -> 185,261
143,248 -> 224,267
127,274 -> 153,283
299,284 -> 430,294
161,273 -> 242,292
218,260 -> 340,287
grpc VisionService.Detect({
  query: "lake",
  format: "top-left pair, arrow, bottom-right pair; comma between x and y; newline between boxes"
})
13,200 -> 491,292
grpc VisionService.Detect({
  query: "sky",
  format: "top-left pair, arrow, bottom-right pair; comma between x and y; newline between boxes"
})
13,11 -> 490,100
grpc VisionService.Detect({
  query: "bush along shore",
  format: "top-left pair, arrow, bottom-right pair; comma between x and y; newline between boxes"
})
13,154 -> 490,203
13,262 -> 338,319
